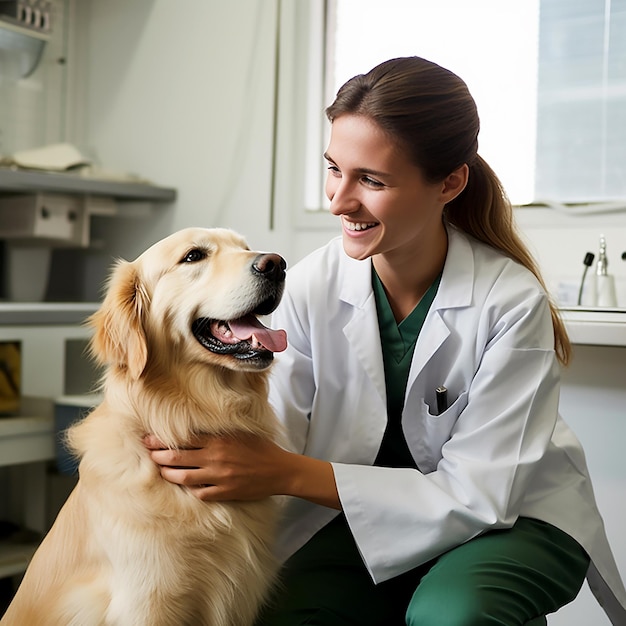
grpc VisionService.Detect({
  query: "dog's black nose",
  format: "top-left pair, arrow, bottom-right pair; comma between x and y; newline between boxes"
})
252,254 -> 286,282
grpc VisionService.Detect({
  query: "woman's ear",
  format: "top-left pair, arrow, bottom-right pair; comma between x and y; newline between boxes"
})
86,260 -> 149,380
440,163 -> 469,203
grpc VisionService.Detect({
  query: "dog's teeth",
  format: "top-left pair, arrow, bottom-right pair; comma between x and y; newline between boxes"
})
210,320 -> 239,344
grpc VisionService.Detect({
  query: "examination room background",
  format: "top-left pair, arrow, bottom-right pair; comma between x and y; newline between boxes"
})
1,2 -> 625,624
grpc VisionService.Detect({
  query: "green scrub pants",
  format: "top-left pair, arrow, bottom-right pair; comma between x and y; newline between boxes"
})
255,515 -> 589,626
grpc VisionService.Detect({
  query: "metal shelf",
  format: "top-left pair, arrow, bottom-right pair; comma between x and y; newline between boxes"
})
0,302 -> 98,325
0,167 -> 176,202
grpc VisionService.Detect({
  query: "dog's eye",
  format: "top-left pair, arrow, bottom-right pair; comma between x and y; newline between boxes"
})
181,248 -> 207,263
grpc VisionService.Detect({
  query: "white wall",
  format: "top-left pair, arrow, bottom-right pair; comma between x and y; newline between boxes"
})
74,0 -> 305,270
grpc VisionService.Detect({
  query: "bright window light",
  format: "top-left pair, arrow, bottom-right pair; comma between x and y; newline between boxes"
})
327,0 -> 540,205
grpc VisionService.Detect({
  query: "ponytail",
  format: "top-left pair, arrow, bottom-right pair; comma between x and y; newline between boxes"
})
445,157 -> 571,366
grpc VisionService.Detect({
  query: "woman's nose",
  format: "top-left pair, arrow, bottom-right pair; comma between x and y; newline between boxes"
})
326,178 -> 359,216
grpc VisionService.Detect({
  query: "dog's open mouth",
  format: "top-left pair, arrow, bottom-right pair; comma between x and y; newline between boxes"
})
192,314 -> 287,363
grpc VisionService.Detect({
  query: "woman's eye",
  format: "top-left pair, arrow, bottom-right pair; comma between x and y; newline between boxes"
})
363,176 -> 384,188
327,164 -> 341,176
181,249 -> 207,263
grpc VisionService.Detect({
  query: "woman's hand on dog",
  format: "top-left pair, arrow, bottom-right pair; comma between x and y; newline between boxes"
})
144,434 -> 341,510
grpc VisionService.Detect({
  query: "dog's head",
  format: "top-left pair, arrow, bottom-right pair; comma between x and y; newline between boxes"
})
88,228 -> 287,379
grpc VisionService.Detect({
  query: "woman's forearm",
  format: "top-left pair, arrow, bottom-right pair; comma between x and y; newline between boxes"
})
280,450 -> 341,510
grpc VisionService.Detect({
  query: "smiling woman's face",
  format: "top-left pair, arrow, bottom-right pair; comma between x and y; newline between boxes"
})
323,114 -> 450,265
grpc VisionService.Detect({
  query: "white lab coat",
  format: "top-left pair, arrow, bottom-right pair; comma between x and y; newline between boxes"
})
268,226 -> 626,623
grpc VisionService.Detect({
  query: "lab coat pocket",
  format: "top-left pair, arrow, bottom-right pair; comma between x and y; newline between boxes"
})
413,390 -> 468,474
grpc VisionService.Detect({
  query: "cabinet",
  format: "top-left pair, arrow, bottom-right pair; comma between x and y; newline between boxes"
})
0,400 -> 55,578
0,310 -> 96,579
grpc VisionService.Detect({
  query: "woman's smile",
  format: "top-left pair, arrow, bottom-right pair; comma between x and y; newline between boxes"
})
342,218 -> 379,234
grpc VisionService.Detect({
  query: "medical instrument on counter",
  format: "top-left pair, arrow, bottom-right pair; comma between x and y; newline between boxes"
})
577,251 -> 595,306
595,235 -> 618,308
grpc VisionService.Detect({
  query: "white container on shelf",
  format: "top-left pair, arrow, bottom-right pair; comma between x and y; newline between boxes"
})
5,244 -> 51,302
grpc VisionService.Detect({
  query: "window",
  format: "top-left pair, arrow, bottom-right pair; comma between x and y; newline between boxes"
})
299,0 -> 626,214
535,0 -> 626,202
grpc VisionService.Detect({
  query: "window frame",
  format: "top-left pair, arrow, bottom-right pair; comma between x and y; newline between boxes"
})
274,0 -> 336,232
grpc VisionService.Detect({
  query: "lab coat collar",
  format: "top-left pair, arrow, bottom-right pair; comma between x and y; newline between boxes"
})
336,226 -> 475,401
337,244 -> 373,310
435,224 -> 475,311
337,251 -> 385,400
408,226 -> 475,381
336,225 -> 475,312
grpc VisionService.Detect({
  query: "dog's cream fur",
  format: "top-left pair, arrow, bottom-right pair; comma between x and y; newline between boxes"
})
1,228 -> 287,626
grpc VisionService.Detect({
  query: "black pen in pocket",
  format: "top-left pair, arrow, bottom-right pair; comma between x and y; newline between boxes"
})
435,385 -> 448,415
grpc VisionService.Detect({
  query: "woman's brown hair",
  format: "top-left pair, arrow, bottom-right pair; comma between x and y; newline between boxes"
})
326,57 -> 571,366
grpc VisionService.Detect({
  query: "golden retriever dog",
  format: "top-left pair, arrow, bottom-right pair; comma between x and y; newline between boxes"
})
1,227 -> 288,626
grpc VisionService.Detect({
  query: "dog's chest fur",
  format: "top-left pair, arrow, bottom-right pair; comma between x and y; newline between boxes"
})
57,397 -> 280,626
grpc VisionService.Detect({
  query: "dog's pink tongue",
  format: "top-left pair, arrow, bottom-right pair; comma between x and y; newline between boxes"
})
229,315 -> 287,353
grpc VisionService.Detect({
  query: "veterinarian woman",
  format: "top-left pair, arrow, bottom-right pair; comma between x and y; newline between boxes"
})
148,57 -> 626,624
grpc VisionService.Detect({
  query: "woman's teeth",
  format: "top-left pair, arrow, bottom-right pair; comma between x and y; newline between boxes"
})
345,221 -> 377,231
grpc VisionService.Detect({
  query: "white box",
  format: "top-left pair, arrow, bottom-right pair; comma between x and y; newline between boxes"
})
0,193 -> 87,245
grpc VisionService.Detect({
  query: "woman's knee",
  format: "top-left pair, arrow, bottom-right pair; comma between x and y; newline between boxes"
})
406,519 -> 587,625
405,582 -> 490,626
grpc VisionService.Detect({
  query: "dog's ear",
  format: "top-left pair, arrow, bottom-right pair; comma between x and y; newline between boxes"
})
87,260 -> 149,380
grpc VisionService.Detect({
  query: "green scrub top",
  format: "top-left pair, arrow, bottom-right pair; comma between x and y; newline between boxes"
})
372,268 -> 441,469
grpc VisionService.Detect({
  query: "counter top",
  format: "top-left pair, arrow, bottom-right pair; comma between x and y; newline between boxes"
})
560,308 -> 626,347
